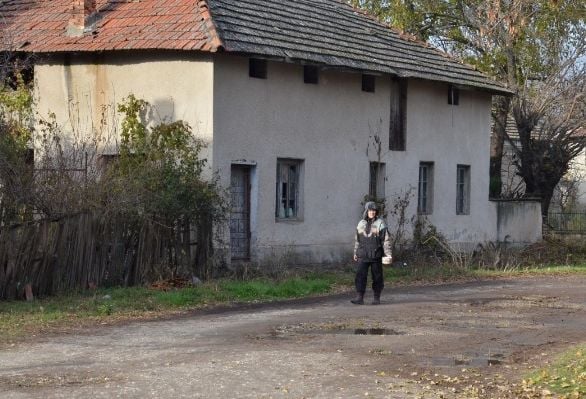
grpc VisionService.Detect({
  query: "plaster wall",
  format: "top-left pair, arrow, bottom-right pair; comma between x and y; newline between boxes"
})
496,200 -> 542,244
213,55 -> 498,264
34,52 -> 215,169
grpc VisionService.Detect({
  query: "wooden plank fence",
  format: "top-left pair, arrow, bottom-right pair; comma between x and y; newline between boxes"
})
0,212 -> 207,300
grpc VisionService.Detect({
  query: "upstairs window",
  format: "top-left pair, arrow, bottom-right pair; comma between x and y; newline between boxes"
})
276,159 -> 303,220
418,162 -> 434,215
369,162 -> 386,199
389,78 -> 407,151
249,58 -> 267,79
303,65 -> 319,84
456,165 -> 470,215
448,85 -> 459,105
362,74 -> 375,92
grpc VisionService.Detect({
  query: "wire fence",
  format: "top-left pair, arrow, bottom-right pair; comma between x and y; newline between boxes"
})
546,212 -> 586,234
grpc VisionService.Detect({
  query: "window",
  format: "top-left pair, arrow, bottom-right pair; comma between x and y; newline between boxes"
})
456,165 -> 470,215
369,162 -> 386,198
362,74 -> 375,92
303,65 -> 319,84
276,159 -> 303,220
389,78 -> 407,151
249,58 -> 267,79
418,162 -> 434,214
448,85 -> 459,105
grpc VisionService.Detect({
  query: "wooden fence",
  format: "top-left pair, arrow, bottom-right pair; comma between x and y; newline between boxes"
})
0,212 -> 210,300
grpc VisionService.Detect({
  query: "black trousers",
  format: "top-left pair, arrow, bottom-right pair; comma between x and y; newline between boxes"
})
354,260 -> 384,293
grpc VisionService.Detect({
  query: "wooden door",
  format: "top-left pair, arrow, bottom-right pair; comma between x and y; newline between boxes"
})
230,165 -> 251,260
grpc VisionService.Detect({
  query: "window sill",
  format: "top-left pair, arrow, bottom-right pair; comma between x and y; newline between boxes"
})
275,218 -> 304,224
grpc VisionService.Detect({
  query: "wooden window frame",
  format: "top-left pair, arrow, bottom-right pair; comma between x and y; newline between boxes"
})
369,161 -> 386,198
418,162 -> 434,215
389,78 -> 407,151
456,164 -> 470,215
275,158 -> 303,221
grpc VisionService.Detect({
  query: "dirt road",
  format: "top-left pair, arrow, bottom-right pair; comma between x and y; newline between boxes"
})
1,275 -> 585,398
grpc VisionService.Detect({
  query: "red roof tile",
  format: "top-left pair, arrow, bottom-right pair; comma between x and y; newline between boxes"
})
0,0 -> 222,53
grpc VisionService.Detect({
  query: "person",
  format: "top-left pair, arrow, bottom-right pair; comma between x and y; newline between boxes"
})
351,201 -> 392,305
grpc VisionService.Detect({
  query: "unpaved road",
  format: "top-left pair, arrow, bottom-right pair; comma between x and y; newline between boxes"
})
1,275 -> 585,398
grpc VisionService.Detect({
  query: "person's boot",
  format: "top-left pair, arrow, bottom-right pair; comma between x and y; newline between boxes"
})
350,292 -> 365,305
371,292 -> 381,305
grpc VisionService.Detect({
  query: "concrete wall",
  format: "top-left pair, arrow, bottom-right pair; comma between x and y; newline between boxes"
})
34,52 -> 215,170
213,55 -> 498,264
495,200 -> 542,244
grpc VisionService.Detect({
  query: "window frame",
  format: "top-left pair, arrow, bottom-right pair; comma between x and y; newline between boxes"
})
249,58 -> 267,79
389,78 -> 407,151
362,74 -> 375,93
369,161 -> 386,199
303,65 -> 319,84
448,85 -> 460,105
456,164 -> 471,215
275,158 -> 304,221
418,162 -> 434,215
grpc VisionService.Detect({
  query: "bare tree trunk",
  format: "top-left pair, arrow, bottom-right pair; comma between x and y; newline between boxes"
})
490,96 -> 511,198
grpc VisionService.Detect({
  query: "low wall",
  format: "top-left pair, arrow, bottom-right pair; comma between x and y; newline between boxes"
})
494,200 -> 542,244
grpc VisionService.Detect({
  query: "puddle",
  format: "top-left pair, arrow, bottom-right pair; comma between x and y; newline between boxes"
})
431,353 -> 505,367
292,327 -> 403,336
353,328 -> 401,335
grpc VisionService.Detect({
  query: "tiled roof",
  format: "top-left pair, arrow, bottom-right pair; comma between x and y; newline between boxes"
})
208,0 -> 510,94
0,0 -> 221,52
0,0 -> 510,94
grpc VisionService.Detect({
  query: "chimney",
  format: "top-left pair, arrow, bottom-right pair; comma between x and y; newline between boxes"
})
67,0 -> 97,36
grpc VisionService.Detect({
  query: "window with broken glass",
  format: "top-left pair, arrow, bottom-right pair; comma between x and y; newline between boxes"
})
275,159 -> 303,220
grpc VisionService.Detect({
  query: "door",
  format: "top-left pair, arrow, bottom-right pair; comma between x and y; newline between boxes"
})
230,165 -> 251,261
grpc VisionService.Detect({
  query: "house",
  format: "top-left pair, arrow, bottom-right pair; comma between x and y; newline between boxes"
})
0,0 -> 541,265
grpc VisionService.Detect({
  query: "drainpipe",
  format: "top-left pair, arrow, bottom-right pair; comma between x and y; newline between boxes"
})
67,0 -> 97,36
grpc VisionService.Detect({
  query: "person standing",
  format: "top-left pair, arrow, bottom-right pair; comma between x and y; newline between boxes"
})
351,201 -> 392,305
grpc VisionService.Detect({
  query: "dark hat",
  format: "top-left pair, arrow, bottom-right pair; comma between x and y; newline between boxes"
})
364,201 -> 378,211
363,201 -> 378,219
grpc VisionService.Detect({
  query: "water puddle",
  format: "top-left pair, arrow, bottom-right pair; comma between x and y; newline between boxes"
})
353,328 -> 401,336
432,353 -> 505,367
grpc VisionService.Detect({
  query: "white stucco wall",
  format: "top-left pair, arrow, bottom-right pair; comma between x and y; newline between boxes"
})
496,200 -> 542,244
213,55 -> 498,264
34,52 -> 215,170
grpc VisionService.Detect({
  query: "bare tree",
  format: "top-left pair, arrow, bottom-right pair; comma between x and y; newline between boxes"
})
510,44 -> 586,215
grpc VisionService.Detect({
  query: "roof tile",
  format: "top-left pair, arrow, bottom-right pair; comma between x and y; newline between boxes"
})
0,0 -> 509,93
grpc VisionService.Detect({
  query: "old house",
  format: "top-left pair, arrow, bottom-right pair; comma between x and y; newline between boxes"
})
0,0 -> 540,265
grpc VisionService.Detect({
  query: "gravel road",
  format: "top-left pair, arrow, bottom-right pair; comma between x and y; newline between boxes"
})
1,275 -> 585,398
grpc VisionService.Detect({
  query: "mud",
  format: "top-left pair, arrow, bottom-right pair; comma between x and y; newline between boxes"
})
1,275 -> 585,398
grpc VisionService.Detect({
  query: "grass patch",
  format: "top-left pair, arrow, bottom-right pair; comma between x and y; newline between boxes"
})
1,261 -> 585,343
522,344 -> 586,398
0,274 -> 345,342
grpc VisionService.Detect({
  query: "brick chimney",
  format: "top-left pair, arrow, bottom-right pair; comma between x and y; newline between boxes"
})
67,0 -> 97,36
